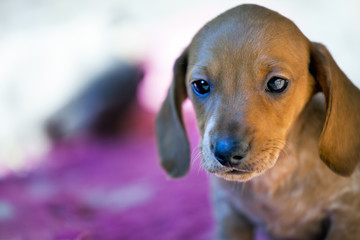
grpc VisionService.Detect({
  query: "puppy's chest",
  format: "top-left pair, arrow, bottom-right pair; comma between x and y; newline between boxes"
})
231,181 -> 327,239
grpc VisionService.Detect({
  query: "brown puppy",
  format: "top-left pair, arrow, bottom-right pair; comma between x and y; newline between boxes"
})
156,4 -> 360,240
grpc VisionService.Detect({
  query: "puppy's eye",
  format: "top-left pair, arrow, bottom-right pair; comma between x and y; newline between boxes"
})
192,79 -> 210,95
266,77 -> 288,93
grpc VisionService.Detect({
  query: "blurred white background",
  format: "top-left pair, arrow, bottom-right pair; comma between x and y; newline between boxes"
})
0,0 -> 359,176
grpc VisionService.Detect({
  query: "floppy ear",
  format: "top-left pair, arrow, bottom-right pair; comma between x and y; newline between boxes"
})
155,49 -> 190,178
310,42 -> 360,176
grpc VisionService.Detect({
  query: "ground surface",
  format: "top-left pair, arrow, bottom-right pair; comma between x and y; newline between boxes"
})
0,109 -> 217,240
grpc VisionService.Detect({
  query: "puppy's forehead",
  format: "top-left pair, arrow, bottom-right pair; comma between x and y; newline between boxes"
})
188,4 -> 309,77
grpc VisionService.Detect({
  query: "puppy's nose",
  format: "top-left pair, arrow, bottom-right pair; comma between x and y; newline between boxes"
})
211,137 -> 249,167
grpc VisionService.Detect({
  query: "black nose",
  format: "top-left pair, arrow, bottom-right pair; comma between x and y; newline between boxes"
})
211,137 -> 249,167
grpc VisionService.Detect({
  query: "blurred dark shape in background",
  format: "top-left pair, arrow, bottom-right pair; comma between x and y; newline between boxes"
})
46,61 -> 144,141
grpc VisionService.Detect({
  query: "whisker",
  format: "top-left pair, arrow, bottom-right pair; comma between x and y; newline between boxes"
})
191,146 -> 201,167
191,153 -> 202,167
197,162 -> 203,176
264,138 -> 290,159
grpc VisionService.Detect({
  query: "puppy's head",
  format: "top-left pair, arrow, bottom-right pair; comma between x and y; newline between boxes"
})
156,4 -> 360,180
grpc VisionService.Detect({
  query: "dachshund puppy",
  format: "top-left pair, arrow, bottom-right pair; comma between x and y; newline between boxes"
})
156,4 -> 360,240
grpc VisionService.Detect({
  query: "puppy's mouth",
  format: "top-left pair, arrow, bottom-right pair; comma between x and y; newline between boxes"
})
219,168 -> 257,176
200,144 -> 280,181
214,168 -> 261,182
227,169 -> 252,174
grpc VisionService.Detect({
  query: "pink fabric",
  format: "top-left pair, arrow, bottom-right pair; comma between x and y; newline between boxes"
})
0,109 -> 268,240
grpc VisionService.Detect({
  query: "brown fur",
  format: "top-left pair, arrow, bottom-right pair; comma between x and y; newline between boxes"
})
156,4 -> 360,239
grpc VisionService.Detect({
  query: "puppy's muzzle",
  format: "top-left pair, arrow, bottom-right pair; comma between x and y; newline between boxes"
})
211,136 -> 249,167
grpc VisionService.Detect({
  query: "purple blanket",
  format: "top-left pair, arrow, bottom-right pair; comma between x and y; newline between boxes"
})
0,110 -> 268,240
